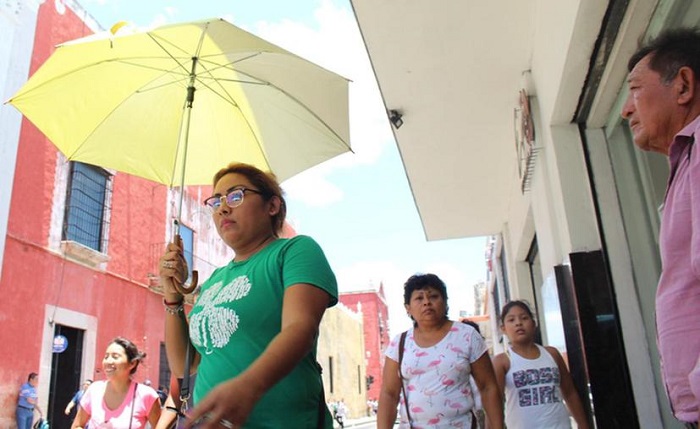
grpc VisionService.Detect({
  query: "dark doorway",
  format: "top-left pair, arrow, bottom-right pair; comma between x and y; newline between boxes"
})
48,325 -> 84,429
556,250 -> 639,428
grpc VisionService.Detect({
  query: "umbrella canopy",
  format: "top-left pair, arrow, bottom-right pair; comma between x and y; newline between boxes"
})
7,18 -> 351,187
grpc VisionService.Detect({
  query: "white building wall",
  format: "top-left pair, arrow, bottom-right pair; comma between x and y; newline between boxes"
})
528,115 -> 565,271
497,0 -> 667,426
530,0 -> 607,126
548,124 -> 600,253
0,0 -> 43,282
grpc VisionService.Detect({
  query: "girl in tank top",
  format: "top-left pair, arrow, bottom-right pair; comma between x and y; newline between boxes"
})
492,301 -> 590,429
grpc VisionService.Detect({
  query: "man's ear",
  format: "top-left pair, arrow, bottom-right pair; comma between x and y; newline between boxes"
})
676,66 -> 696,105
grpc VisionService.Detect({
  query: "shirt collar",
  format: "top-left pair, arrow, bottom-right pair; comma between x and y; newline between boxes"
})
669,115 -> 700,163
676,114 -> 700,139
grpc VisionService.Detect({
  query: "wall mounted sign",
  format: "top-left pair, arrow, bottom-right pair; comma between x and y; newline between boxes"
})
53,334 -> 68,353
514,89 -> 539,193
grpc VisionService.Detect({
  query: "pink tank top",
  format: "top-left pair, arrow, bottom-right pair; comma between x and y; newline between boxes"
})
79,380 -> 158,428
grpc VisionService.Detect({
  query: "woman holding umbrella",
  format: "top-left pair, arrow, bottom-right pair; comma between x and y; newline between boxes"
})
160,162 -> 337,429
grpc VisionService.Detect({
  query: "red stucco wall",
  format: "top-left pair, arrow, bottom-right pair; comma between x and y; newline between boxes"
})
0,2 -> 173,424
1,1 -> 303,425
339,290 -> 390,401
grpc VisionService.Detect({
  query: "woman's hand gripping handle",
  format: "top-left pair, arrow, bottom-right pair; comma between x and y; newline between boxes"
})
159,235 -> 198,296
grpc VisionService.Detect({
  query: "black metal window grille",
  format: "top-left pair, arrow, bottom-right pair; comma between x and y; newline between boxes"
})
63,162 -> 111,252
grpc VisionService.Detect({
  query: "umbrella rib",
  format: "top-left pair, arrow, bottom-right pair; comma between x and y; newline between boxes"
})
146,33 -> 200,77
267,84 -> 352,150
185,53 -> 351,154
183,56 -> 274,169
198,60 -> 351,151
112,59 -> 190,77
7,59 -> 162,100
146,22 -> 211,190
191,76 -> 268,159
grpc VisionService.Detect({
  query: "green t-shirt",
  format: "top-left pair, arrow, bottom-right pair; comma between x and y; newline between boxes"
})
189,235 -> 337,428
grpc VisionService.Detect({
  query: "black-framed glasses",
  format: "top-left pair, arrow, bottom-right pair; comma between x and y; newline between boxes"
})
203,187 -> 264,212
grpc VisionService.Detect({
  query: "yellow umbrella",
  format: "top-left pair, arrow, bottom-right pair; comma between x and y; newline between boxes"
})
8,17 -> 350,186
7,18 -> 351,292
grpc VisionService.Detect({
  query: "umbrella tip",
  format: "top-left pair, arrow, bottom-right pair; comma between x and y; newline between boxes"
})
110,21 -> 130,35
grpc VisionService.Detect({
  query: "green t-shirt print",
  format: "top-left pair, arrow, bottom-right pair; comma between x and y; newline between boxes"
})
189,274 -> 250,353
189,235 -> 337,428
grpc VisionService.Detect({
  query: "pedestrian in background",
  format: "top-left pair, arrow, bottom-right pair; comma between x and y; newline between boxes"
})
492,301 -> 589,429
462,319 -> 487,429
334,398 -> 347,428
622,28 -> 700,427
156,384 -> 169,407
160,162 -> 338,428
377,273 -> 504,429
16,372 -> 42,429
65,379 -> 92,417
71,337 -> 161,428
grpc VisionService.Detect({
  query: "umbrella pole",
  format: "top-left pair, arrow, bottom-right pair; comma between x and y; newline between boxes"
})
171,58 -> 199,295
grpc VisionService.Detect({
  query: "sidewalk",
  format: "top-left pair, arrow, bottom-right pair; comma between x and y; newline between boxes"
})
333,415 -> 377,428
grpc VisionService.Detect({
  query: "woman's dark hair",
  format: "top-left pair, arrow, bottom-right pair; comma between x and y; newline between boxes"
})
27,372 -> 38,382
461,319 -> 482,335
110,337 -> 146,374
404,274 -> 450,325
499,300 -> 536,324
212,162 -> 287,235
403,273 -> 449,305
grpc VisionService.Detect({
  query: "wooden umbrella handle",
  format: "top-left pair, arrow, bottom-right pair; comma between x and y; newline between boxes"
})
171,232 -> 198,295
174,270 -> 198,295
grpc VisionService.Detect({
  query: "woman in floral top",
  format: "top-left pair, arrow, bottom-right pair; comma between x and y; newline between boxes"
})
377,274 -> 504,429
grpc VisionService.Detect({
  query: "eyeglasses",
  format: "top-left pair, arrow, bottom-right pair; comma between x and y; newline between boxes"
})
203,187 -> 265,212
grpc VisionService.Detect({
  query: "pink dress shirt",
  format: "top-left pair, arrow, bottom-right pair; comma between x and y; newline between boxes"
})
658,115 -> 700,423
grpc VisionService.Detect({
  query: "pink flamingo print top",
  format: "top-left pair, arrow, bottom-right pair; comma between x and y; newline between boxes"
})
386,322 -> 487,428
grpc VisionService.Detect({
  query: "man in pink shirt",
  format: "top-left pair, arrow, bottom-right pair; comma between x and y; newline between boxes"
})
622,28 -> 700,428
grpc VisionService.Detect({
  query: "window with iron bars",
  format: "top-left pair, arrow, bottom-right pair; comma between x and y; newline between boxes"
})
63,162 -> 111,252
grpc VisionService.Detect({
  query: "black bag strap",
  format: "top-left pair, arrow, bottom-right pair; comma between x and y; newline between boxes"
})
128,382 -> 138,429
179,340 -> 193,415
316,361 -> 327,429
398,331 -> 413,427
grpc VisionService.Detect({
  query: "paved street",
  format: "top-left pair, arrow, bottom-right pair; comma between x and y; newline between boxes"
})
334,416 -> 399,428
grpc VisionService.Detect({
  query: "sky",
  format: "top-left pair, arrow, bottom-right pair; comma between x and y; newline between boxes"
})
74,0 -> 489,336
